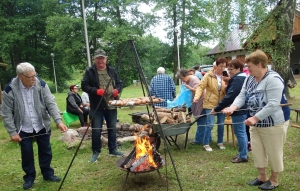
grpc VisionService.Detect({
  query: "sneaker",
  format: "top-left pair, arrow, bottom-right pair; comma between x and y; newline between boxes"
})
218,143 -> 226,150
203,145 -> 212,152
89,151 -> 100,162
109,149 -> 124,157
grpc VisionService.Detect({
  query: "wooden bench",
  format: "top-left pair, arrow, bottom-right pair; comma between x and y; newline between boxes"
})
290,108 -> 300,123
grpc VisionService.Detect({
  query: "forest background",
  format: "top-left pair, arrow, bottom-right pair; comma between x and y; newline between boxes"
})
0,0 -> 300,91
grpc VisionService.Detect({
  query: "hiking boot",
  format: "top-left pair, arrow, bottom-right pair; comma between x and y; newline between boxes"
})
109,149 -> 124,157
89,151 -> 100,162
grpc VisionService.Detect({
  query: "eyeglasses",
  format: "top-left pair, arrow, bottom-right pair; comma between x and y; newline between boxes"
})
22,73 -> 38,79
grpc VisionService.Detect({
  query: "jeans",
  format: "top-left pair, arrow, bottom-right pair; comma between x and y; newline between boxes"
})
90,108 -> 117,153
203,109 -> 225,145
194,110 -> 206,144
19,128 -> 54,182
231,114 -> 248,159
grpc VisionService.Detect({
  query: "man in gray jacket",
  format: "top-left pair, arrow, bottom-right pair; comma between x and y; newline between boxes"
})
1,62 -> 68,189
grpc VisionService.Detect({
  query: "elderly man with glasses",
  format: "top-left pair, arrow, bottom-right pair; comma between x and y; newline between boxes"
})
1,62 -> 68,189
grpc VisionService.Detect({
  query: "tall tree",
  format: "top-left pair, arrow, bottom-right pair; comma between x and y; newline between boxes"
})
153,0 -> 212,83
208,0 -> 297,87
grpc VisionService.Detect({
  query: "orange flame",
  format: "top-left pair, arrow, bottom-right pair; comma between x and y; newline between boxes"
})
134,133 -> 157,169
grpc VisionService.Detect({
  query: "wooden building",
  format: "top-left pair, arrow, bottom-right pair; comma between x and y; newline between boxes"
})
207,11 -> 300,74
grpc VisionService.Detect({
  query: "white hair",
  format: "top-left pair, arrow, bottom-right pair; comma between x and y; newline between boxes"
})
16,62 -> 35,74
157,67 -> 165,74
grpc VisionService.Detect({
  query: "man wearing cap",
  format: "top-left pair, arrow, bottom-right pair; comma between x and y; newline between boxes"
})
150,67 -> 176,107
81,49 -> 124,162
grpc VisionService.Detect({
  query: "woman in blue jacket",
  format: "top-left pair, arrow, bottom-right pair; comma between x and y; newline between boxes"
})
211,59 -> 248,163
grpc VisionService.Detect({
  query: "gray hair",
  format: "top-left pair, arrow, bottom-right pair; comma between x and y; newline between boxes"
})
16,62 -> 35,74
175,68 -> 189,78
157,67 -> 165,74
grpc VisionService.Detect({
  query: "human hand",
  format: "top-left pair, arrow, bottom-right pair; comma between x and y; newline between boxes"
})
210,109 -> 216,115
244,116 -> 259,126
11,134 -> 22,142
78,108 -> 83,113
112,89 -> 118,98
57,122 -> 68,133
222,107 -> 234,115
184,84 -> 191,90
193,98 -> 199,103
96,89 -> 106,96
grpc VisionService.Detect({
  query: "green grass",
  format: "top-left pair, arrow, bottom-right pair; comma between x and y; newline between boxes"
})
1,80 -> 300,191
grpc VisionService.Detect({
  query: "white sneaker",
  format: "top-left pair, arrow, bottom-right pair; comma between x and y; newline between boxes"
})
203,145 -> 212,152
218,143 -> 226,150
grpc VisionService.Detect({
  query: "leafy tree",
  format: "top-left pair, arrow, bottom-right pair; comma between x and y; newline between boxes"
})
152,0 -> 213,83
208,0 -> 297,89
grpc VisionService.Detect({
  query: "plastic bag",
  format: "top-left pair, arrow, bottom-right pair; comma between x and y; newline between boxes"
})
167,85 -> 192,109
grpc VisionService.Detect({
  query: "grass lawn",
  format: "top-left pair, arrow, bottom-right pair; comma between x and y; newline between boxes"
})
1,79 -> 300,191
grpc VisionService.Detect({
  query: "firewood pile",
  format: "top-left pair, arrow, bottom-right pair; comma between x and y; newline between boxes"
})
116,123 -> 153,143
140,106 -> 192,124
108,96 -> 163,106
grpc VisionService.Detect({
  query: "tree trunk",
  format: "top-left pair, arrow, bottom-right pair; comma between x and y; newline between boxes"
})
273,0 -> 296,84
173,4 -> 178,84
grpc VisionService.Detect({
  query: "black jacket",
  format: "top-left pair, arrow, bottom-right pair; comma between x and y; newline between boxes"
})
66,92 -> 82,112
81,64 -> 123,109
214,72 -> 247,116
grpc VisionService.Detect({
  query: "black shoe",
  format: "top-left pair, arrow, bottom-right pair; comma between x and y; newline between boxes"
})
231,157 -> 248,163
23,181 -> 34,189
43,175 -> 61,182
258,180 -> 279,190
190,142 -> 201,145
232,155 -> 249,160
247,178 -> 265,186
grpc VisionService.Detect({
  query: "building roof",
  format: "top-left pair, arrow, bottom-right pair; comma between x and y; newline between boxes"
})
206,28 -> 250,56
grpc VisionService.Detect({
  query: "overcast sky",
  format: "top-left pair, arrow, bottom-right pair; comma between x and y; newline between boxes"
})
139,3 -> 217,48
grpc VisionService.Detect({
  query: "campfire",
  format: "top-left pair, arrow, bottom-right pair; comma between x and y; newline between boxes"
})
120,133 -> 164,172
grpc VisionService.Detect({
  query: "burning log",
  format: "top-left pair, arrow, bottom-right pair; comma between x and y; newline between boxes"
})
128,153 -> 148,171
121,134 -> 162,172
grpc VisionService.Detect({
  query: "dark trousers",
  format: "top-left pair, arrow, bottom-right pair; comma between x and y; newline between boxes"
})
67,107 -> 89,126
90,108 -> 117,153
19,128 -> 54,182
246,125 -> 251,142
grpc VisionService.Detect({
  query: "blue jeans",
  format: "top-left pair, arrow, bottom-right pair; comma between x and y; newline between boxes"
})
203,109 -> 225,145
231,114 -> 248,159
19,128 -> 54,182
90,108 -> 117,153
194,110 -> 207,144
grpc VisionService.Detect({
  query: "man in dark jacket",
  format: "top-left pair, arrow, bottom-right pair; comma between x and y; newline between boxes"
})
81,49 -> 124,162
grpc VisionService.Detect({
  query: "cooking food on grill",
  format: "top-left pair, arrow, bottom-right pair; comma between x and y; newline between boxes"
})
108,96 -> 163,106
